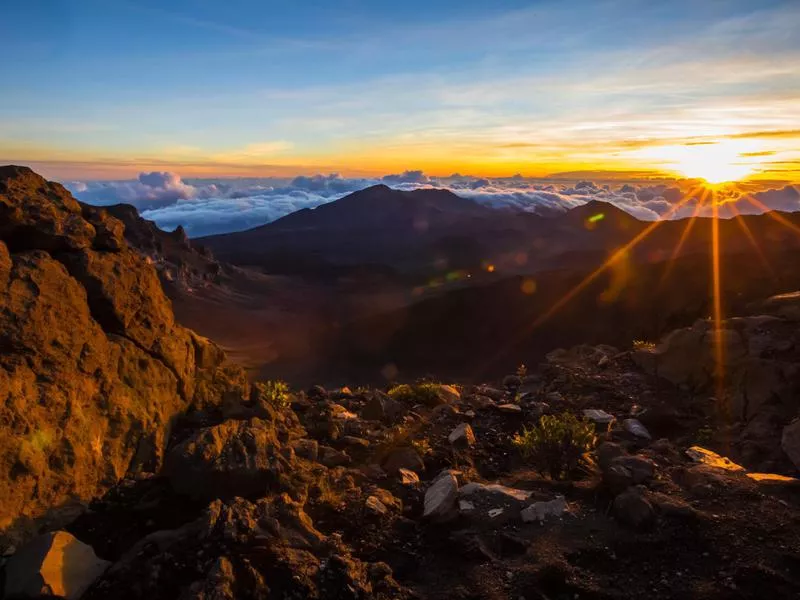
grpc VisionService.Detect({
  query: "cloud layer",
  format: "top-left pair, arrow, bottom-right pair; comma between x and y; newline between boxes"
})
64,172 -> 800,238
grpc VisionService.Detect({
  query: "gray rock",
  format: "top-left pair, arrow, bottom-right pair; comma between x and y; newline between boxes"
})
520,496 -> 567,523
361,393 -> 403,422
4,531 -> 110,600
365,496 -> 389,516
424,470 -> 459,522
496,403 -> 523,414
623,418 -> 652,440
583,409 -> 615,425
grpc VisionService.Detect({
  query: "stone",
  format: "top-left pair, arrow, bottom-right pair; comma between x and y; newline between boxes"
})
458,500 -> 476,514
612,486 -> 655,529
342,436 -> 370,448
520,496 -> 567,523
361,393 -> 403,423
448,423 -> 476,447
613,455 -> 656,484
781,420 -> 800,470
623,418 -> 652,440
583,409 -> 615,425
497,403 -> 523,414
459,482 -> 531,503
320,446 -> 352,468
685,446 -> 745,472
423,470 -> 459,522
4,531 -> 110,600
463,395 -> 496,410
164,418 -> 295,502
397,468 -> 420,485
365,496 -> 389,516
596,442 -> 625,471
382,447 -> 425,474
292,439 -> 319,462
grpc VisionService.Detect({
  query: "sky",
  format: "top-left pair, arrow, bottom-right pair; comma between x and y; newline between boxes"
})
1,0 -> 799,182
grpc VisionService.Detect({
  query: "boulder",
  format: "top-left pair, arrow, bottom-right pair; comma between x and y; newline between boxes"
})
685,446 -> 745,472
423,470 -> 459,522
496,403 -> 523,414
4,531 -> 110,599
164,418 -> 294,501
448,423 -> 476,448
361,393 -> 403,423
0,167 -> 232,544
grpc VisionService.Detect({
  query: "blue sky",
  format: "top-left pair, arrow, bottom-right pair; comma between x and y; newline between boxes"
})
1,0 -> 798,180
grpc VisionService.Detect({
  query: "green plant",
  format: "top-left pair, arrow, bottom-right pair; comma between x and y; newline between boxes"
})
512,413 -> 596,480
388,383 -> 442,406
254,380 -> 291,408
696,425 -> 714,445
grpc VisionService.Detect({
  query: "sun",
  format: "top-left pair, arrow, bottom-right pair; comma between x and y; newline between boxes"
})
632,139 -> 761,184
672,143 -> 754,184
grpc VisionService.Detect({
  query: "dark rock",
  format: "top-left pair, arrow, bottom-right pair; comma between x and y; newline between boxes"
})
383,447 -> 425,474
613,486 -> 656,529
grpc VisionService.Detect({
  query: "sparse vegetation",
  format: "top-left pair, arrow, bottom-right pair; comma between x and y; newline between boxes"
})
388,382 -> 442,406
513,413 -> 596,480
254,379 -> 291,408
633,339 -> 656,351
411,438 -> 433,457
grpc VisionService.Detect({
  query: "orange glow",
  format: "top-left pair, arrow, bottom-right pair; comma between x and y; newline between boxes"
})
710,190 -> 725,401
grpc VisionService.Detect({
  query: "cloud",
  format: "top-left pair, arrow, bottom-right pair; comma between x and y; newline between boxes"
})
382,170 -> 430,184
65,170 -> 800,237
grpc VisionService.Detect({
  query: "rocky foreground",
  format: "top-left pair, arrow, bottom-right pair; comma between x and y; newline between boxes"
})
1,167 -> 800,599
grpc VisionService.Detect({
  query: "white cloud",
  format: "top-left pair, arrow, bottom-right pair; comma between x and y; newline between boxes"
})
64,171 -> 800,237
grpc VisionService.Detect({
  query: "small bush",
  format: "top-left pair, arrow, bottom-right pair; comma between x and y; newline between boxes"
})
388,383 -> 442,406
254,380 -> 291,408
633,339 -> 656,352
513,413 -> 596,480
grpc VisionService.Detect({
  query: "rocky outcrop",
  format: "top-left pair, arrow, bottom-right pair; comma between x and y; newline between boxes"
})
0,166 -> 236,544
633,313 -> 800,472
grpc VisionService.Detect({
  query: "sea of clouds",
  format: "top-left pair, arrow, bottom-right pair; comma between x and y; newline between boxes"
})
65,170 -> 800,238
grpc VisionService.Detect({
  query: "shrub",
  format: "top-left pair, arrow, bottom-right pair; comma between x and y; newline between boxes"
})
411,438 -> 433,457
512,413 -> 596,480
388,383 -> 442,406
633,339 -> 656,352
254,380 -> 291,408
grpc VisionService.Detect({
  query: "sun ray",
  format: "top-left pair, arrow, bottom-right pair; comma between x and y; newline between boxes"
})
659,187 -> 708,285
527,193 -> 698,331
710,189 -> 726,406
729,203 -> 775,277
743,194 -> 800,237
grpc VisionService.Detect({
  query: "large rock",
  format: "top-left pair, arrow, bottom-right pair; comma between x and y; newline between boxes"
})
423,470 -> 459,522
0,167 -> 234,544
164,418 -> 296,501
4,531 -> 110,599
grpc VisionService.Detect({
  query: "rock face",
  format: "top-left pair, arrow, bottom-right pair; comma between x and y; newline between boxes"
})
0,166 -> 233,544
4,531 -> 110,599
